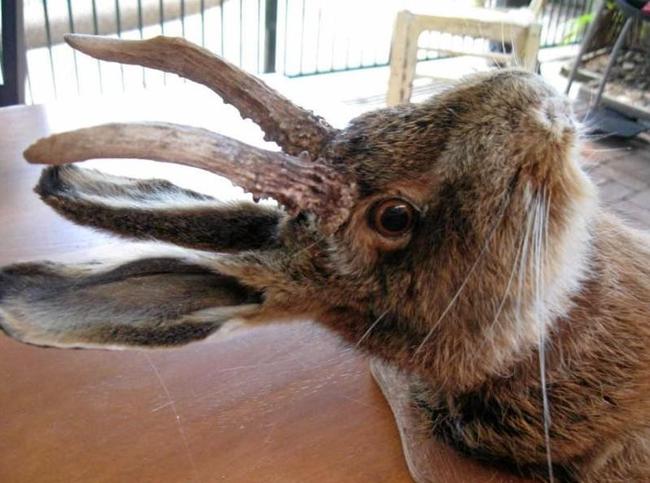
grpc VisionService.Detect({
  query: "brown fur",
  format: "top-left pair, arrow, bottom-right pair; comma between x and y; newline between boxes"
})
1,65 -> 649,482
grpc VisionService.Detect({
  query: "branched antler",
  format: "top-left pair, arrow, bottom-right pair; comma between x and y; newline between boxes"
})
64,34 -> 336,157
25,122 -> 354,232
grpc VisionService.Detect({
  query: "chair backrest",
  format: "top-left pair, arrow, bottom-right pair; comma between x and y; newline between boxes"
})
0,0 -> 26,106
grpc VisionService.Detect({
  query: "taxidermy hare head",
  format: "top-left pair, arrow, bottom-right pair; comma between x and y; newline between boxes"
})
1,35 -> 649,483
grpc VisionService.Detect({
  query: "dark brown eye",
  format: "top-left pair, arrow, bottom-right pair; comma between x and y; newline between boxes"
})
370,199 -> 417,237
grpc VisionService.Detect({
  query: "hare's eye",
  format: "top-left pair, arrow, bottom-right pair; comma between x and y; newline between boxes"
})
370,199 -> 417,237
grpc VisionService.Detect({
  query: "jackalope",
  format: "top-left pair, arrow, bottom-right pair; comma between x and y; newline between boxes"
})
1,34 -> 649,483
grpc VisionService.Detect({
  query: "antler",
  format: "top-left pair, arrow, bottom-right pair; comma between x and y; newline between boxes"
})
64,34 -> 336,157
24,122 -> 354,232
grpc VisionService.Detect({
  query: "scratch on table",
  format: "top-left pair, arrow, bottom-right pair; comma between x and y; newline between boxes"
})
145,353 -> 200,482
151,400 -> 175,413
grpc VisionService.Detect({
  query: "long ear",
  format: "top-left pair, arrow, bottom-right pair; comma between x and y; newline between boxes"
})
0,257 -> 260,349
36,165 -> 282,252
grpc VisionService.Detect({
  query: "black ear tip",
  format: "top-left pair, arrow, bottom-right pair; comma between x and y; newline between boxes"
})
0,273 -> 7,302
0,269 -> 15,304
35,165 -> 75,198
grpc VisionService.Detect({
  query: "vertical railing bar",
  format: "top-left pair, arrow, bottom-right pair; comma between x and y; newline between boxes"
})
159,0 -> 167,83
181,0 -> 186,37
557,0 -> 573,45
329,13 -> 335,72
547,1 -> 559,46
314,5 -> 321,73
200,0 -> 205,46
91,0 -> 104,93
371,5 -> 380,67
539,0 -> 549,46
220,0 -> 225,56
568,0 -> 583,43
575,0 -> 588,41
42,0 -> 58,98
137,0 -> 144,38
115,0 -> 126,91
137,0 -> 146,87
542,0 -> 554,47
559,0 -> 571,45
568,0 -> 582,44
283,0 -> 289,74
257,0 -> 261,72
65,0 -> 81,94
298,0 -> 305,74
263,0 -> 278,72
239,0 -> 243,66
547,0 -> 562,46
159,0 -> 165,34
576,0 -> 588,43
578,0 -> 593,42
558,0 -> 574,45
1,0 -> 27,104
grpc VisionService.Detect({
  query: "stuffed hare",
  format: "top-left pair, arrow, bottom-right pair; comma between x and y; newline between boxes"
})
1,35 -> 649,483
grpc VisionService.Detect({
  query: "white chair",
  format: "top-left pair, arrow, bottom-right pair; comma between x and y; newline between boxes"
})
387,0 -> 546,106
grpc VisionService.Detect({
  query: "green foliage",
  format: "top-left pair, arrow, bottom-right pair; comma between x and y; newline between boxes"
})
562,0 -> 618,45
563,12 -> 595,44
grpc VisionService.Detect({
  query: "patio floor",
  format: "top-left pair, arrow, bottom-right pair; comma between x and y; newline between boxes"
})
585,137 -> 650,230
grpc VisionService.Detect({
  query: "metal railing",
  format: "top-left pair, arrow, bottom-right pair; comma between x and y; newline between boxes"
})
23,0 -> 598,103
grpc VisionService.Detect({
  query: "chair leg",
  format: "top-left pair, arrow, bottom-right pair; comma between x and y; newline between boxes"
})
387,11 -> 419,106
565,0 -> 606,94
593,16 -> 634,109
520,23 -> 542,72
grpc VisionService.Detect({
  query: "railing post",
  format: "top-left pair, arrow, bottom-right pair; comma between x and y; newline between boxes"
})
0,0 -> 26,105
263,0 -> 278,73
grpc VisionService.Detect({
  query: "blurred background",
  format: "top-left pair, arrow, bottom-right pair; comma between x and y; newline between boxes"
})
2,0 -> 635,103
1,0 -> 649,222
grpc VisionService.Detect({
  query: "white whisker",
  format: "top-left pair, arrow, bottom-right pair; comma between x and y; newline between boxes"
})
356,310 -> 389,348
537,189 -> 554,483
413,192 -> 512,356
516,192 -> 536,320
484,203 -> 530,341
530,189 -> 554,483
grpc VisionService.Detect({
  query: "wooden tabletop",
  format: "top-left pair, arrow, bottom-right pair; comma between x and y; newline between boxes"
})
0,89 -> 525,483
0,91 -> 418,483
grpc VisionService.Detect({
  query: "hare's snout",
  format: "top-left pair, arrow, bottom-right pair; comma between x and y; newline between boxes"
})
532,95 -> 576,140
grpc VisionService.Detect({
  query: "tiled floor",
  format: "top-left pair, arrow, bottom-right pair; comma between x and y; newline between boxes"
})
585,137 -> 650,230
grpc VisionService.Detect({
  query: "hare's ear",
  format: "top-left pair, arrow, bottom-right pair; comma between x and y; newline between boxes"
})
37,165 -> 282,252
0,257 -> 260,349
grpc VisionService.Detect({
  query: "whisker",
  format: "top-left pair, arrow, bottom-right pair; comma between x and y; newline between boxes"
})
537,189 -> 554,483
516,191 -> 536,320
482,199 -> 531,344
355,310 -> 389,348
413,191 -> 512,356
530,189 -> 554,483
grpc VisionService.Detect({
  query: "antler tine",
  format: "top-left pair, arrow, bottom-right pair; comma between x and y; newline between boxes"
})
24,122 -> 354,233
64,34 -> 337,158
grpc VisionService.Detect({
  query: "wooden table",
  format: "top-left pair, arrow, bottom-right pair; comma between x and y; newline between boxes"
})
0,90 -> 524,483
0,90 -> 417,483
